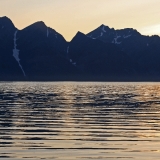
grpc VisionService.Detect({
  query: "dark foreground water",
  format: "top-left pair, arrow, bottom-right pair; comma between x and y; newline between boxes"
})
0,82 -> 160,160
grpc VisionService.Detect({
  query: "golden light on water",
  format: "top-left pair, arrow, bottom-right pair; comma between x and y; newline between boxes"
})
1,82 -> 160,159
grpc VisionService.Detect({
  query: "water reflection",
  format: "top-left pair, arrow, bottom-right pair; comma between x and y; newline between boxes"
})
0,82 -> 160,159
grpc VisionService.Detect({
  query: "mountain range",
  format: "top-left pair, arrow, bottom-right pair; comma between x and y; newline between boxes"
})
0,16 -> 160,81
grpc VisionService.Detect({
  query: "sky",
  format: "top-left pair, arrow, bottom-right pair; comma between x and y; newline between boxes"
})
0,0 -> 160,41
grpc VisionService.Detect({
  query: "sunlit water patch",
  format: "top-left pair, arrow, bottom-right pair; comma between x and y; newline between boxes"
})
0,82 -> 160,160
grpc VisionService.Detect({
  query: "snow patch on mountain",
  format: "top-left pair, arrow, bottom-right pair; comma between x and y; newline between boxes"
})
47,27 -> 49,37
69,58 -> 76,66
13,30 -> 26,77
67,46 -> 70,59
102,25 -> 106,32
112,35 -> 121,44
67,46 -> 69,54
123,35 -> 132,38
66,46 -> 76,65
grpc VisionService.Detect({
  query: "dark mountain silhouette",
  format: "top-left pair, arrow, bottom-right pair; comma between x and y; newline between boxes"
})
0,16 -> 23,78
16,21 -> 77,79
0,16 -> 160,81
68,32 -> 144,77
0,17 -> 78,80
87,25 -> 160,77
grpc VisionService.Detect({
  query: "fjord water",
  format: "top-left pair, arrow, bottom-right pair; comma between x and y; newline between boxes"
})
0,82 -> 160,160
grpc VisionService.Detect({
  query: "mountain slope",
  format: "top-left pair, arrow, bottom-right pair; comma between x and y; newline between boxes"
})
87,25 -> 160,76
0,17 -> 78,80
68,31 -> 143,78
16,21 -> 77,78
0,16 -> 23,78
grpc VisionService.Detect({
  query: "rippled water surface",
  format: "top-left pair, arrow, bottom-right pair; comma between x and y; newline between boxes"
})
0,82 -> 160,160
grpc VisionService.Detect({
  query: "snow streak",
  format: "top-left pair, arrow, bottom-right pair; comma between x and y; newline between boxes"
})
13,30 -> 26,77
123,35 -> 132,38
102,25 -> 106,32
47,27 -> 49,37
112,35 -> 121,44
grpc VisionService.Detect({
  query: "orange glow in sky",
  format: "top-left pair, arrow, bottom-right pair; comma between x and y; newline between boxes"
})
0,0 -> 160,41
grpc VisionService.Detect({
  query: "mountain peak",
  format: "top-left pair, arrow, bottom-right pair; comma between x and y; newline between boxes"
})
70,31 -> 86,42
23,21 -> 48,31
99,24 -> 113,31
99,24 -> 109,28
87,24 -> 114,37
117,28 -> 141,36
100,24 -> 105,28
0,16 -> 15,29
76,31 -> 85,36
30,21 -> 47,28
0,16 -> 11,21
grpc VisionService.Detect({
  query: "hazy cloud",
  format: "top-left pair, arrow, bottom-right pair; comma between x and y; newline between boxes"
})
140,24 -> 160,36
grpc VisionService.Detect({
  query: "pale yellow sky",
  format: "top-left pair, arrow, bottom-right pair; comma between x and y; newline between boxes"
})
0,0 -> 160,41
